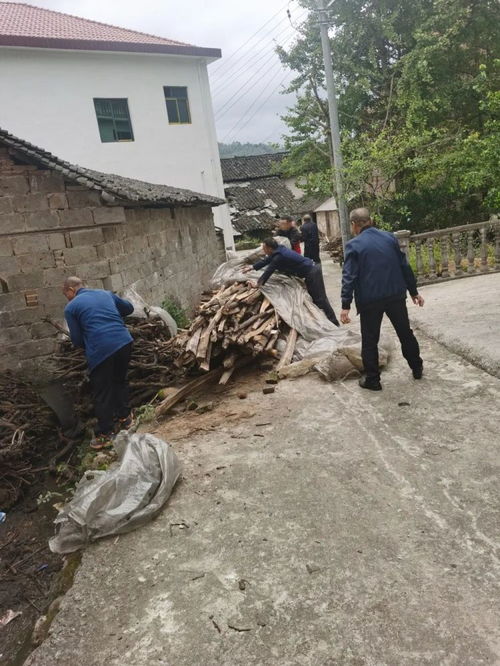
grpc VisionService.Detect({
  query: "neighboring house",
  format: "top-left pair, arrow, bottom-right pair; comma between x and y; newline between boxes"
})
220,152 -> 339,239
314,197 -> 340,239
0,128 -> 225,372
0,2 -> 233,248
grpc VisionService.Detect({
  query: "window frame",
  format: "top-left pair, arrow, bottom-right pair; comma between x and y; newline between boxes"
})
163,86 -> 192,125
93,97 -> 134,143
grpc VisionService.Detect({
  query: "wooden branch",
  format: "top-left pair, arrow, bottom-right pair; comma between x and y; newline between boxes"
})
276,329 -> 298,370
155,368 -> 224,418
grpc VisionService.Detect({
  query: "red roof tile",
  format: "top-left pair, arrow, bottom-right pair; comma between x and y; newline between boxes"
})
0,2 -> 221,58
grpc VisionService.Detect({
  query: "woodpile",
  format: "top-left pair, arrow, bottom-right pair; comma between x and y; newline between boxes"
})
323,238 -> 344,264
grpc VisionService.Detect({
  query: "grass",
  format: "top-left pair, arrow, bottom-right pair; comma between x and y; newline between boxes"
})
161,296 -> 191,329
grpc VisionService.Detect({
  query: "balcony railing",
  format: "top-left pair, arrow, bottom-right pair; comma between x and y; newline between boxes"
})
395,215 -> 500,285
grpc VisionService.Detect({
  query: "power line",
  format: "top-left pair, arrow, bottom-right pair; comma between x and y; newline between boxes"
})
210,1 -> 291,77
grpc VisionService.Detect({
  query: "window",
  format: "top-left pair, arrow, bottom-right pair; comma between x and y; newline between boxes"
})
164,86 -> 191,124
94,98 -> 134,142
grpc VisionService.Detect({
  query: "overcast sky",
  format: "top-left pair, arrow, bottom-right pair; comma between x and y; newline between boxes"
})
12,0 -> 308,145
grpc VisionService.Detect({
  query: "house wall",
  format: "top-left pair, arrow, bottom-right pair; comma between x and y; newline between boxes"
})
316,210 -> 340,239
0,148 -> 224,371
0,47 -> 233,249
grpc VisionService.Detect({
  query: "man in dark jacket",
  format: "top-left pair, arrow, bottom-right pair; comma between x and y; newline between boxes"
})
340,209 -> 424,390
63,277 -> 134,449
275,216 -> 302,254
242,238 -> 339,325
301,214 -> 321,263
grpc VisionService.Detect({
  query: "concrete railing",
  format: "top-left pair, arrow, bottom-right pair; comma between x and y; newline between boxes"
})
395,215 -> 500,285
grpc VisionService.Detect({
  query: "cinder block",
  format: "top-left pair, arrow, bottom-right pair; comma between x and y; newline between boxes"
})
48,192 -> 69,210
0,255 -> 19,276
25,210 -> 60,230
12,193 -> 49,212
12,234 -> 50,255
92,206 -> 126,225
30,321 -> 58,339
7,270 -> 44,292
0,212 -> 26,234
29,172 -> 65,194
10,338 -> 58,359
0,292 -> 26,310
38,287 -> 67,308
96,241 -> 123,259
66,190 -> 101,208
0,239 -> 14,256
0,175 -> 29,196
123,236 -> 148,254
102,226 -> 126,242
85,279 -> 105,290
0,197 -> 13,215
78,259 -> 110,281
48,233 -> 66,250
70,227 -> 104,247
43,267 -> 71,287
1,325 -> 30,344
18,251 -> 56,272
102,273 -> 123,291
63,245 -> 98,265
0,306 -> 42,327
57,208 -> 93,228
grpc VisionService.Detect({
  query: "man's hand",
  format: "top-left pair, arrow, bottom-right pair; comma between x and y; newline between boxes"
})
241,265 -> 252,274
247,280 -> 258,289
412,294 -> 425,307
340,309 -> 351,324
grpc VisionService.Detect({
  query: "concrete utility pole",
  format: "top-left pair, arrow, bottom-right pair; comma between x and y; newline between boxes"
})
316,0 -> 350,249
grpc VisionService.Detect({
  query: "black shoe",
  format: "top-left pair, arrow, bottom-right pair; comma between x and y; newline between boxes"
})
412,366 -> 423,380
359,376 -> 382,391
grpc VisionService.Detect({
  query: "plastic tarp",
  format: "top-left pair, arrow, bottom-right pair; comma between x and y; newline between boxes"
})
210,251 -> 393,378
49,432 -> 181,554
123,287 -> 178,338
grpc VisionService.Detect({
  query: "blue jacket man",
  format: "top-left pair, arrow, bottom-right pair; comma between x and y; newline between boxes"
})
301,215 -> 321,263
340,209 -> 424,390
63,277 -> 134,449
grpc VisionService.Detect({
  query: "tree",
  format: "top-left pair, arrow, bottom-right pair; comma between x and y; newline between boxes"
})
278,0 -> 500,230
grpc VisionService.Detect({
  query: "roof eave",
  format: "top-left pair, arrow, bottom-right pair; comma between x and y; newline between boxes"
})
0,35 -> 221,59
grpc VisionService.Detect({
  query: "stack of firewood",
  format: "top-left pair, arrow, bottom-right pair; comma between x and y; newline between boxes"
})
172,282 -> 286,384
323,238 -> 344,264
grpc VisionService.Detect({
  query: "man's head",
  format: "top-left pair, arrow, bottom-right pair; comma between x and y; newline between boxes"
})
262,237 -> 278,256
302,214 -> 312,224
62,276 -> 84,301
278,215 -> 293,231
349,208 -> 372,236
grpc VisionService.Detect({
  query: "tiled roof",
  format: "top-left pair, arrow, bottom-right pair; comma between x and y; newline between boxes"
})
225,177 -> 316,234
0,3 -> 221,58
0,127 -> 224,208
220,152 -> 288,182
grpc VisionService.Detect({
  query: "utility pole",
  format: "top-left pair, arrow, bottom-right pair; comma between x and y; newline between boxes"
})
316,0 -> 350,249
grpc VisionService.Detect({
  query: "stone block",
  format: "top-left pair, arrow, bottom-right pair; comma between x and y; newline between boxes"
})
63,245 -> 98,265
70,227 -> 104,247
1,325 -> 30,344
86,279 -> 105,290
0,306 -> 42,327
10,338 -> 57,359
122,236 -> 148,254
7,270 -> 44,292
0,212 -> 26,234
12,193 -> 49,212
43,267 -> 71,287
96,241 -> 123,259
0,175 -> 29,196
0,197 -> 13,215
0,292 -> 26,310
18,251 -> 56,272
12,234 -> 50,255
29,172 -> 65,194
102,226 -> 126,242
57,208 -> 93,228
48,192 -> 69,209
38,287 -> 67,308
0,239 -> 13,256
102,273 -> 123,291
78,259 -> 110,281
30,321 -> 58,339
92,206 -> 126,225
48,233 -> 66,250
25,210 -> 60,230
66,190 -> 101,208
0,255 -> 19,276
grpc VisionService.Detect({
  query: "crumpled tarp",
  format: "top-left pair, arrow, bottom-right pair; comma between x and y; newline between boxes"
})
123,287 -> 178,338
49,432 -> 181,554
210,251 -> 393,378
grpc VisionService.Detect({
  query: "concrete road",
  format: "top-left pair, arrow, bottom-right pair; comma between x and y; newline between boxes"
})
28,269 -> 500,666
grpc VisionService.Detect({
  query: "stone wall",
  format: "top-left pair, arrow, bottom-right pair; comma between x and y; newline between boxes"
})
0,147 -> 225,371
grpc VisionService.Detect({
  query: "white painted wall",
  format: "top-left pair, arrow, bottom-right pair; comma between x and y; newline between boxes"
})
0,47 -> 233,248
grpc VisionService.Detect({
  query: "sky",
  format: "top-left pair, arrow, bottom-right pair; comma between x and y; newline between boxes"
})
10,0 -> 309,145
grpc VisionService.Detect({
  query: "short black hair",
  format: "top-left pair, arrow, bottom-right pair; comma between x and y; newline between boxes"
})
263,237 -> 278,249
280,215 -> 293,222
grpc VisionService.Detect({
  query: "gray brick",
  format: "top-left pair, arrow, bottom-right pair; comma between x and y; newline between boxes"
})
96,241 -> 123,259
7,270 -> 44,292
57,208 -> 93,228
9,338 -> 57,359
66,190 -> 101,208
48,233 -> 66,250
0,292 -> 26,310
0,212 -> 26,234
17,251 -> 56,272
63,246 -> 98,265
30,321 -> 58,339
1,326 -> 30,344
43,267 -> 71,287
0,255 -> 19,275
29,172 -> 65,194
70,227 -> 104,247
102,273 -> 123,291
123,236 -> 148,254
78,259 -> 110,280
0,238 -> 14,256
92,206 -> 126,225
25,210 -> 60,230
38,287 -> 67,308
85,279 -> 105,290
12,234 -> 50,255
102,226 -> 126,242
12,193 -> 49,212
0,175 -> 29,196
48,192 -> 69,209
0,197 -> 13,215
0,306 -> 42,327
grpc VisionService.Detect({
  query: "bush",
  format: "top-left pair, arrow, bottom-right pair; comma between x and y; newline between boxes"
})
235,234 -> 260,251
161,296 -> 190,329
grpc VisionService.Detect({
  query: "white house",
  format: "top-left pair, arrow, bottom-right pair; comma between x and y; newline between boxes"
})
0,2 -> 233,248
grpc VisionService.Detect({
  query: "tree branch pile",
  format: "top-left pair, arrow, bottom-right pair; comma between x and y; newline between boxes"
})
322,239 -> 344,264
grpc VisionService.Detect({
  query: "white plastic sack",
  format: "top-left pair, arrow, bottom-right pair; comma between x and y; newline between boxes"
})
49,432 -> 181,554
122,287 -> 178,337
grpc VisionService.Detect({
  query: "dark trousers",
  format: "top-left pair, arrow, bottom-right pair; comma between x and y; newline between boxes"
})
304,243 -> 321,264
360,299 -> 422,381
305,265 -> 339,325
90,342 -> 132,436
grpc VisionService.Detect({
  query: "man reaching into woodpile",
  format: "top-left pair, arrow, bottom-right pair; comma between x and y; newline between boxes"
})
242,238 -> 339,326
62,277 -> 134,450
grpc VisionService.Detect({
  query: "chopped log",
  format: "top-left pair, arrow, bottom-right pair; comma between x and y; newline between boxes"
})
276,328 -> 298,370
155,368 -> 224,417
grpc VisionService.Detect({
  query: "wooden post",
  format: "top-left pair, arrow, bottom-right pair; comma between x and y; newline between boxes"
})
452,232 -> 462,275
427,238 -> 437,279
467,231 -> 475,273
440,236 -> 450,278
479,226 -> 489,272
